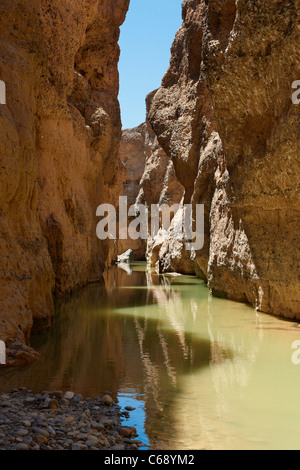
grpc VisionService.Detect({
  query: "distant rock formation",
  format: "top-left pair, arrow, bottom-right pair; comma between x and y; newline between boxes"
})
117,110 -> 184,264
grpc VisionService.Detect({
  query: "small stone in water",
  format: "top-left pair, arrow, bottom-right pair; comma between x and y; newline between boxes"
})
119,426 -> 137,437
101,394 -> 114,405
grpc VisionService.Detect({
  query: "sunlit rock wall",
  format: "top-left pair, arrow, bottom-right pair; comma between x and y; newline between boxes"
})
148,0 -> 300,319
0,0 -> 129,364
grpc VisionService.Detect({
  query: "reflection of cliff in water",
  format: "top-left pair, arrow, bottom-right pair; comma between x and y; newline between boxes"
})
1,263 -> 270,449
1,263 -> 298,450
0,266 -> 220,399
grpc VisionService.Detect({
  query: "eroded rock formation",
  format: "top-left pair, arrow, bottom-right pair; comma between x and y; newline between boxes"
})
147,0 -> 300,319
0,0 -> 129,364
117,108 -> 184,263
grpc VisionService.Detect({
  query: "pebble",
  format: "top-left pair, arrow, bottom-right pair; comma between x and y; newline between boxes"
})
32,427 -> 49,438
119,426 -> 137,437
64,416 -> 74,424
15,443 -> 29,450
76,433 -> 88,440
48,399 -> 59,409
16,428 -> 29,436
101,394 -> 114,406
130,444 -> 139,450
35,435 -> 48,445
92,422 -> 104,431
72,443 -> 87,451
47,426 -> 56,436
130,440 -> 143,445
0,390 -> 140,451
100,417 -> 116,427
25,397 -> 35,403
85,439 -> 98,447
110,444 -> 125,450
0,402 -> 10,408
60,399 -> 69,407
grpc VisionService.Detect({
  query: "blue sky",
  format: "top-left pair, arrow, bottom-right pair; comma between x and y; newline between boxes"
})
119,0 -> 183,129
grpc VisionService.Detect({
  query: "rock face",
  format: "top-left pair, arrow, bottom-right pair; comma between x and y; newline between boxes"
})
116,123 -> 150,260
117,111 -> 184,263
0,0 -> 129,364
148,0 -> 300,319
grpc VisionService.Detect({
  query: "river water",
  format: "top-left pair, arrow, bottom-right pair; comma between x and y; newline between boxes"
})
1,262 -> 300,450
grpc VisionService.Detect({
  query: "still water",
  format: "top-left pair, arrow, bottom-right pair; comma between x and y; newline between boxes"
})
1,263 -> 300,450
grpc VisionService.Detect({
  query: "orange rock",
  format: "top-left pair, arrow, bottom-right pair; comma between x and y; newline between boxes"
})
119,426 -> 137,437
0,0 -> 129,364
101,394 -> 114,406
147,0 -> 300,319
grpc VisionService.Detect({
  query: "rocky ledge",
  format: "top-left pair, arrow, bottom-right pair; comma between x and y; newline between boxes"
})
0,390 -> 142,451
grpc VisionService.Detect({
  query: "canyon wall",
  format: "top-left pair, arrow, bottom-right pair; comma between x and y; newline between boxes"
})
1,0 -> 299,367
117,103 -> 184,263
0,0 -> 129,364
147,0 -> 300,319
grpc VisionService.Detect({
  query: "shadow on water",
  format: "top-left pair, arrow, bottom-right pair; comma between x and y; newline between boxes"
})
0,263 -> 233,449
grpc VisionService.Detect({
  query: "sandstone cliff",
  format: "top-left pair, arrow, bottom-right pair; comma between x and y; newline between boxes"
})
117,104 -> 184,263
147,0 -> 300,319
0,0 -> 129,364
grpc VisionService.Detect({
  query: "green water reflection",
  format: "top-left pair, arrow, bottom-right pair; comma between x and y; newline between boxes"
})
1,263 -> 300,450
